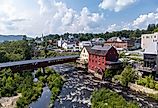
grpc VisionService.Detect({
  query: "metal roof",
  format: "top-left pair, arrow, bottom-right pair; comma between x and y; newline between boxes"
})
91,45 -> 112,51
0,55 -> 79,68
89,45 -> 113,56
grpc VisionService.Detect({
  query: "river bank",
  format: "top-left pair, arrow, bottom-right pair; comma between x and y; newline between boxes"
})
0,94 -> 21,108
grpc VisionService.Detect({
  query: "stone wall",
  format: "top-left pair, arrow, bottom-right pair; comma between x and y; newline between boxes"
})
128,83 -> 158,94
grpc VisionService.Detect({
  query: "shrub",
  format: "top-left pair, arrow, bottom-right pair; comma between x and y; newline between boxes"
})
120,66 -> 137,86
104,69 -> 114,78
149,82 -> 155,89
91,88 -> 139,108
155,84 -> 158,90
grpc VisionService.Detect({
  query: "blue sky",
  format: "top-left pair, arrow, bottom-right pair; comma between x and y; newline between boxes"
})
0,0 -> 158,37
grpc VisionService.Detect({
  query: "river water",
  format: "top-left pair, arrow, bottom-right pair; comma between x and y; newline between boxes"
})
29,86 -> 51,108
29,64 -> 158,108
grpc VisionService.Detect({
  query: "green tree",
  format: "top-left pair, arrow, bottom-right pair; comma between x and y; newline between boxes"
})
91,88 -> 139,108
147,24 -> 155,32
153,28 -> 158,32
104,69 -> 115,79
120,66 -> 137,86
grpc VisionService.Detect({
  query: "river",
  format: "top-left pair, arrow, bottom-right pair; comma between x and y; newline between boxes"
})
29,64 -> 158,108
29,86 -> 51,108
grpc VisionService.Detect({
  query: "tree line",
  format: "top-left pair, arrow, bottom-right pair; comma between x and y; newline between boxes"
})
0,40 -> 32,63
43,23 -> 158,41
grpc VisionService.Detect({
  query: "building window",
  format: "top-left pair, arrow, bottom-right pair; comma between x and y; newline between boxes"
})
83,49 -> 85,53
154,36 -> 156,38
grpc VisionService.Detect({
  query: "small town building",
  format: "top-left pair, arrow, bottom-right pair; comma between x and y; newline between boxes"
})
137,33 -> 158,77
141,32 -> 158,69
104,37 -> 134,50
79,41 -> 92,50
138,53 -> 157,77
141,32 -> 158,53
79,47 -> 91,62
62,41 -> 79,52
57,38 -> 64,48
134,38 -> 141,49
88,45 -> 121,79
91,38 -> 105,45
76,46 -> 91,68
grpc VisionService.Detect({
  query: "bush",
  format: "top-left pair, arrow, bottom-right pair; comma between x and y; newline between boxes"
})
91,88 -> 139,108
137,76 -> 158,90
120,66 -> 137,86
104,69 -> 114,78
112,75 -> 121,83
149,82 -> 155,89
155,84 -> 158,90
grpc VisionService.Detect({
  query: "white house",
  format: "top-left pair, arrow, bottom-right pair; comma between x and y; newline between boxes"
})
141,32 -> 158,54
79,41 -> 92,50
91,38 -> 105,45
79,46 -> 91,63
57,37 -> 64,47
107,37 -> 123,42
62,42 -> 79,51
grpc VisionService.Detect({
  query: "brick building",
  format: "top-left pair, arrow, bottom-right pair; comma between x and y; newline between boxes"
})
88,45 -> 121,79
104,37 -> 134,50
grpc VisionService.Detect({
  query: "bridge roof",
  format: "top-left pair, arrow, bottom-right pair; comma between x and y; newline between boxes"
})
0,55 -> 79,69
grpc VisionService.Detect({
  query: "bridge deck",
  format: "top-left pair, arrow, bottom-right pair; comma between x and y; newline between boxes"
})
0,55 -> 79,69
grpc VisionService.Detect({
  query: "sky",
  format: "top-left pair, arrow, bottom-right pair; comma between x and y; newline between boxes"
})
0,0 -> 158,37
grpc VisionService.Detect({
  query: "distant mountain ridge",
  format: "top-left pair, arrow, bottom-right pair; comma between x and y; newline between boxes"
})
0,35 -> 29,42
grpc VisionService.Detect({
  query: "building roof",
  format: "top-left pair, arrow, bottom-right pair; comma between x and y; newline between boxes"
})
89,45 -> 112,56
107,37 -> 121,42
63,41 -> 76,45
80,41 -> 92,43
84,46 -> 92,53
107,37 -> 130,42
0,55 -> 79,69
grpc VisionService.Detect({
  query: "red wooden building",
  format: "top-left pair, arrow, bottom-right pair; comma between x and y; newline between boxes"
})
88,45 -> 121,79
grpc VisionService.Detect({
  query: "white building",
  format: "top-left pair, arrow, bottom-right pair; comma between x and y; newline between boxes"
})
57,38 -> 64,47
141,32 -> 158,54
76,46 -> 91,68
62,42 -> 79,51
107,37 -> 123,42
79,47 -> 91,63
79,41 -> 92,50
91,38 -> 105,44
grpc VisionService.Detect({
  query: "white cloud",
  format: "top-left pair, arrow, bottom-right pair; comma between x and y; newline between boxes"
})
99,0 -> 137,12
107,24 -> 118,31
106,23 -> 130,32
106,9 -> 158,32
37,0 -> 104,34
0,0 -> 105,36
132,12 -> 158,28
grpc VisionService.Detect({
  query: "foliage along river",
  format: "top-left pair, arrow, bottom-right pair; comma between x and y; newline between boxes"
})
29,64 -> 96,108
29,64 -> 158,108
